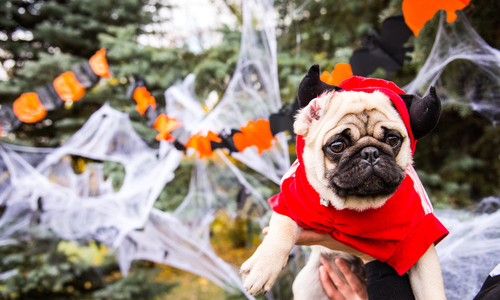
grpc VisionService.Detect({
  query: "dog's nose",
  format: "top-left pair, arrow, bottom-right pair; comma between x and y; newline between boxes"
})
361,147 -> 380,164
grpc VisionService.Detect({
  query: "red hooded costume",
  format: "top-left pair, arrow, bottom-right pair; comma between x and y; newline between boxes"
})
269,76 -> 448,275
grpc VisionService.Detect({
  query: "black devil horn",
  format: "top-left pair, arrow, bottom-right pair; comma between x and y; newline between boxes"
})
400,86 -> 441,140
297,64 -> 343,108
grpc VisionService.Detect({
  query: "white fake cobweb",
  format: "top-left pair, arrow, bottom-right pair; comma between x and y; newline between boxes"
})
403,12 -> 500,296
435,197 -> 500,300
0,104 -> 182,247
190,0 -> 290,184
0,0 -> 284,298
404,11 -> 500,124
4,1 -> 500,299
119,208 -> 248,294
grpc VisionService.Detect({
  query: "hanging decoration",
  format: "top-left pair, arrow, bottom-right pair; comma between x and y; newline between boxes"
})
404,11 -> 500,123
350,16 -> 413,78
133,86 -> 157,115
153,114 -> 182,142
402,0 -> 471,36
185,131 -> 222,158
88,48 -> 110,78
3,1 -> 498,299
53,71 -> 86,102
12,92 -> 47,123
127,77 -> 296,160
4,49 -> 110,126
320,63 -> 353,85
232,119 -> 276,154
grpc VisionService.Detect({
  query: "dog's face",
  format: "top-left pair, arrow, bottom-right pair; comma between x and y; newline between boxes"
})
294,91 -> 412,211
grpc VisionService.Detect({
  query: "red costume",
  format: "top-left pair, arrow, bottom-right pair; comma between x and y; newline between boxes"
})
269,77 -> 449,275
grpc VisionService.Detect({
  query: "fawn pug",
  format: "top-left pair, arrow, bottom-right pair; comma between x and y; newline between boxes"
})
241,64 -> 448,300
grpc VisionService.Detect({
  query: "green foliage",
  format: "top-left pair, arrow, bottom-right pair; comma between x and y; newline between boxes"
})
92,264 -> 176,300
0,226 -> 174,300
414,108 -> 500,207
193,26 -> 241,99
1,0 -> 500,298
0,0 -> 153,64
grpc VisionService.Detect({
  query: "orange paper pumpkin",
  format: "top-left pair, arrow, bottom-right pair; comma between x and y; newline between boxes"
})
13,92 -> 47,123
133,86 -> 157,115
53,71 -> 86,102
233,119 -> 275,154
402,0 -> 471,36
186,131 -> 221,159
89,48 -> 110,78
153,114 -> 182,142
320,63 -> 354,85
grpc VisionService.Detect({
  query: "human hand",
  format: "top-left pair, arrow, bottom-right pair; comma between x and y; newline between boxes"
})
294,229 -> 375,264
261,227 -> 374,263
319,257 -> 368,300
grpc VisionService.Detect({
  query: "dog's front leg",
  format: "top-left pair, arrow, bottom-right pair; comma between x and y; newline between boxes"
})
240,212 -> 303,295
408,244 -> 447,300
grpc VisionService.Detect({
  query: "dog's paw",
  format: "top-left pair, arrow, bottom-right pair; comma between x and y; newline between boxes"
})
240,249 -> 288,295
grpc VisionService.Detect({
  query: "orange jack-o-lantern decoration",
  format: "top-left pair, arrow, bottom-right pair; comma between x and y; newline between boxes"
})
133,86 -> 157,115
153,114 -> 182,142
186,131 -> 221,159
53,71 -> 86,102
89,48 -> 110,78
13,92 -> 47,123
402,0 -> 471,36
320,63 -> 354,85
232,119 -> 276,154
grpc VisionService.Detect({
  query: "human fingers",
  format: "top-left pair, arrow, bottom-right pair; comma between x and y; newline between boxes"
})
319,265 -> 345,300
320,257 -> 350,291
321,257 -> 366,300
335,258 -> 368,300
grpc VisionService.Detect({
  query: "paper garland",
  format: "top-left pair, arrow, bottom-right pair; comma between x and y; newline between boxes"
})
4,49 -> 110,126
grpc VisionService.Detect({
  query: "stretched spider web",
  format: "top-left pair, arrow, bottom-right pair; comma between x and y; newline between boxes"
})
436,197 -> 500,300
0,0 -> 286,298
404,11 -> 500,124
0,104 -> 182,247
403,10 -> 500,297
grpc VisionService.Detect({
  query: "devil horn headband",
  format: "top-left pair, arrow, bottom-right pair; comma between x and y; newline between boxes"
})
297,64 -> 343,108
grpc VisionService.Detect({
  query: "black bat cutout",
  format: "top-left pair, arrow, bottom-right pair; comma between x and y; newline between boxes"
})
209,129 -> 241,153
269,98 -> 300,136
350,16 -> 414,78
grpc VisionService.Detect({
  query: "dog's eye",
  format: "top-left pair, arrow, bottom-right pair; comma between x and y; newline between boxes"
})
329,141 -> 346,153
386,135 -> 401,148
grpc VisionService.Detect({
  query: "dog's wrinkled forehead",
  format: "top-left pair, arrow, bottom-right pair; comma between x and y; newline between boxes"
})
294,90 -> 409,144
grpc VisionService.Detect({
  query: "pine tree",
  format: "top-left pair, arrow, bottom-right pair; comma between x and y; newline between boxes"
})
0,0 -> 211,147
1,0 -> 500,298
0,1 -> 185,298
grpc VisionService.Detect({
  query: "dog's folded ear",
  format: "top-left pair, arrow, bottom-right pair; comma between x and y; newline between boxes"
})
298,64 -> 343,108
400,86 -> 441,140
294,98 -> 322,136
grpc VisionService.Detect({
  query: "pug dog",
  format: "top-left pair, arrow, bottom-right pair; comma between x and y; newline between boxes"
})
240,64 -> 449,300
